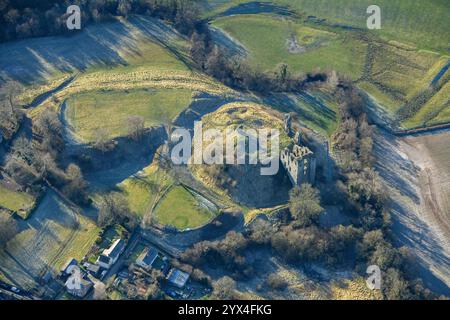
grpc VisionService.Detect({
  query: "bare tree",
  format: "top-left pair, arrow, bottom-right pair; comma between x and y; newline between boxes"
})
33,109 -> 64,155
63,163 -> 89,205
93,128 -> 111,153
126,115 -> 145,141
211,276 -> 237,300
0,80 -> 22,114
97,192 -> 136,228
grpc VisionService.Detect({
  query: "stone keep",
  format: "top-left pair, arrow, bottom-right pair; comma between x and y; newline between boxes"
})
280,142 -> 316,187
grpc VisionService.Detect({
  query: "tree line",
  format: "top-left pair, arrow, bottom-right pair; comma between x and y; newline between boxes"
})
0,0 -> 200,43
330,80 -> 440,299
189,26 -> 330,93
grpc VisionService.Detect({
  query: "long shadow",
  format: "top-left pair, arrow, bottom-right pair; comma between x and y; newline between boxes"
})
262,92 -> 336,131
156,211 -> 245,250
4,251 -> 41,283
374,130 -> 420,202
208,26 -> 247,57
127,16 -> 194,70
390,202 -> 450,295
173,92 -> 242,129
66,126 -> 167,192
0,17 -> 164,84
209,1 -> 296,21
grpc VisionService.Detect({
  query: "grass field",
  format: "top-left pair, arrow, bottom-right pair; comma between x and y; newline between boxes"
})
0,191 -> 99,290
262,89 -> 339,137
0,185 -> 36,219
0,16 -> 190,84
153,185 -> 216,230
209,1 -> 450,128
213,14 -> 366,79
206,0 -> 450,53
402,81 -> 450,128
119,162 -> 174,218
65,88 -> 193,142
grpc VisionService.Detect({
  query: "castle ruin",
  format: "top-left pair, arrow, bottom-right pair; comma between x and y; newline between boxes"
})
281,114 -> 317,187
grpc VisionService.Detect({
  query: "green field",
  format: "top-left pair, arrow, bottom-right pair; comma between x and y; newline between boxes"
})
153,185 -> 216,230
402,81 -> 450,128
65,88 -> 193,142
208,1 -> 450,128
213,14 -> 366,79
0,185 -> 36,219
262,90 -> 339,137
120,162 -> 174,218
206,0 -> 450,53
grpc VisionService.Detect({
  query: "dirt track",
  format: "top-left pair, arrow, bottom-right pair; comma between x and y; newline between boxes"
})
375,129 -> 450,295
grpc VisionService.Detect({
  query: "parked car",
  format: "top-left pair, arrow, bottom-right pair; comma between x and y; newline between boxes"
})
11,287 -> 20,293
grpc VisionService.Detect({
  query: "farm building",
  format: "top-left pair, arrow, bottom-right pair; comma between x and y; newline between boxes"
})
136,247 -> 159,270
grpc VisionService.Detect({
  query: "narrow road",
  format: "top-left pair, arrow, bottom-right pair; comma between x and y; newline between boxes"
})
26,74 -> 77,109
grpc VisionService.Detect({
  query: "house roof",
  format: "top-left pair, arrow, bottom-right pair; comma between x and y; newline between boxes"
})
98,255 -> 111,264
103,239 -> 125,260
166,268 -> 189,288
85,263 -> 101,273
65,274 -> 93,292
137,248 -> 158,267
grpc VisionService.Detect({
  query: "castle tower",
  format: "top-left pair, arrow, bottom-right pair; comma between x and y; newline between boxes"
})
280,144 -> 316,187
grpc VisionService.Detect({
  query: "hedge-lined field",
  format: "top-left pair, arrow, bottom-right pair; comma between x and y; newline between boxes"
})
0,185 -> 36,219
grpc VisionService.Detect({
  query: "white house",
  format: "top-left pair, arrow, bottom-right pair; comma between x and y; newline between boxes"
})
97,238 -> 125,269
